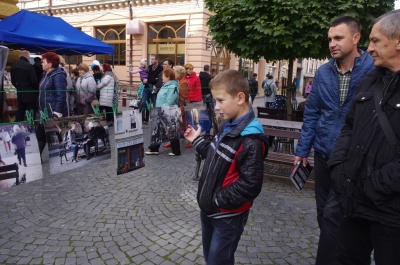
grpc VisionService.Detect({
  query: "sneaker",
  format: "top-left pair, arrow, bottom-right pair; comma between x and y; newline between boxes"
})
145,151 -> 159,155
163,143 -> 171,148
168,153 -> 176,156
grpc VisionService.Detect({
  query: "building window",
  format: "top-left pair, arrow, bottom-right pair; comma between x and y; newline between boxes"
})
148,22 -> 185,65
96,26 -> 126,65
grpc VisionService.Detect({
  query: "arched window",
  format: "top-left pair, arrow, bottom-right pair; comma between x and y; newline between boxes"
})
148,22 -> 185,66
96,26 -> 126,65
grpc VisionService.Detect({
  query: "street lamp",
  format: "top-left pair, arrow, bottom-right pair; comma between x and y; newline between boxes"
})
205,38 -> 216,50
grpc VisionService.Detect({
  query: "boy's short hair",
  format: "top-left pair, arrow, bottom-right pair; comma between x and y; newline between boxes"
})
210,70 -> 249,102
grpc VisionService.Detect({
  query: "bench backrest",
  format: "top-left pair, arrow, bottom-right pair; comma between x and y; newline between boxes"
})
0,163 -> 19,182
257,107 -> 286,120
264,127 -> 301,139
258,118 -> 303,130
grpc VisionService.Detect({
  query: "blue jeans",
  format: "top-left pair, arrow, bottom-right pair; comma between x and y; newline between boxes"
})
69,143 -> 79,160
141,87 -> 157,122
200,211 -> 249,265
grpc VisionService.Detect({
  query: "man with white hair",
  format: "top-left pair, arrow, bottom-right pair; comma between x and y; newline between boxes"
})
328,10 -> 400,264
11,50 -> 39,121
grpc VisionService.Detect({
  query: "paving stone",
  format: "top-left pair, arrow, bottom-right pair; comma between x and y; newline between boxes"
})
0,99 -> 320,264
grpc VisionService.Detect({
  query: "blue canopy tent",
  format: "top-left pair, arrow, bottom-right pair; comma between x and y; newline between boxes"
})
0,10 -> 114,56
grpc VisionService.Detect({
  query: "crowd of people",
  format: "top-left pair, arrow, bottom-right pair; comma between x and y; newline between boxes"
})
10,51 -> 117,158
128,55 -> 213,156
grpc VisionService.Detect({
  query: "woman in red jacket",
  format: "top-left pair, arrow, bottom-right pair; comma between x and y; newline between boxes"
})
185,63 -> 202,102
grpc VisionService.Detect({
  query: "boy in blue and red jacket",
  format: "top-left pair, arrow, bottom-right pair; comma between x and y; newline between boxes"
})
185,69 -> 269,265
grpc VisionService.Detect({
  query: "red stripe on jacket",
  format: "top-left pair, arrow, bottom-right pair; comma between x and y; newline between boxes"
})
218,140 -> 267,213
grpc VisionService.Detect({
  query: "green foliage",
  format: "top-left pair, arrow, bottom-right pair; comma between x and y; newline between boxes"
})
205,0 -> 394,62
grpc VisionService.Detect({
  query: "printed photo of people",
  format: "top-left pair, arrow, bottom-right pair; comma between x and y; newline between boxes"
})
114,110 -> 144,175
44,115 -> 111,175
149,105 -> 181,146
0,122 -> 43,189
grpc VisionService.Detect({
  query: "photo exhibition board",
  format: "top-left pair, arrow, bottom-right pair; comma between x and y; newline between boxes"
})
0,122 -> 43,189
149,105 -> 181,146
43,115 -> 111,175
114,109 -> 144,175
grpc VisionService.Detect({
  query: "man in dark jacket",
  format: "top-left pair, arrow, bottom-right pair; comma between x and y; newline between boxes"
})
294,16 -> 374,264
33,57 -> 43,83
147,55 -> 163,91
11,50 -> 38,122
328,11 -> 400,265
199,64 -> 212,102
248,73 -> 258,104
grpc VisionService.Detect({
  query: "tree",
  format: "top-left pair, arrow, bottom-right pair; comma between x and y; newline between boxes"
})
205,0 -> 393,80
205,0 -> 393,115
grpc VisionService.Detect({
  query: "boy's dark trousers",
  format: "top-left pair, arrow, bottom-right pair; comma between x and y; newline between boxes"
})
200,211 -> 249,265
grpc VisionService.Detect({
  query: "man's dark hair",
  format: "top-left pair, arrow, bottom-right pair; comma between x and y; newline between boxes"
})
34,57 -> 41,62
253,73 -> 257,78
330,16 -> 361,34
163,58 -> 174,68
267,74 -> 273,79
92,65 -> 100,71
204,64 -> 210,71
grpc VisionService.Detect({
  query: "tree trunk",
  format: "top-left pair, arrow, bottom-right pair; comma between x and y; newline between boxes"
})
286,58 -> 294,120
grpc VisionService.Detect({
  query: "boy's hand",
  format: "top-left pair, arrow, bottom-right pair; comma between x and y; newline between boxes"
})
184,124 -> 201,143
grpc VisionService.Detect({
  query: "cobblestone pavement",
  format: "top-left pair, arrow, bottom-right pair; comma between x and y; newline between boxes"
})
0,96 -> 319,264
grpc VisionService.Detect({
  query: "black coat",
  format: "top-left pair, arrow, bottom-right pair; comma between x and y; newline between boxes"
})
248,78 -> 258,97
199,71 -> 212,96
11,57 -> 39,103
193,110 -> 269,217
328,68 -> 400,228
148,64 -> 163,88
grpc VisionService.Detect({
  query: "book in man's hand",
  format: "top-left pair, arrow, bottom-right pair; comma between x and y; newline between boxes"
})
290,161 -> 313,190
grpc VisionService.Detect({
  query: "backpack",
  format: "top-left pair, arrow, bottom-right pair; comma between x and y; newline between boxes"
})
263,81 -> 273,97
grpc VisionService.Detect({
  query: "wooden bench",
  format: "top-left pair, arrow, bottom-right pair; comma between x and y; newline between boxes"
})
257,107 -> 304,122
259,118 -> 315,189
257,107 -> 286,120
0,163 -> 20,185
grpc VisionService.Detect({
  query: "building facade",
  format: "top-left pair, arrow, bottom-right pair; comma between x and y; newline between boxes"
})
20,0 -> 233,86
9,0 -> 326,96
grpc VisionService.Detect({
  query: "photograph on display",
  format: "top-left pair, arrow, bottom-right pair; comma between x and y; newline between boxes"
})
44,115 -> 111,175
185,108 -> 212,133
114,110 -> 144,175
0,122 -> 43,189
149,105 -> 181,146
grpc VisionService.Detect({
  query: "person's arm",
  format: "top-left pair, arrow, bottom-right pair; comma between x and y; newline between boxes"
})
294,71 -> 323,165
86,77 -> 97,103
52,73 -> 67,117
28,65 -> 39,89
130,68 -> 142,74
96,75 -> 111,89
